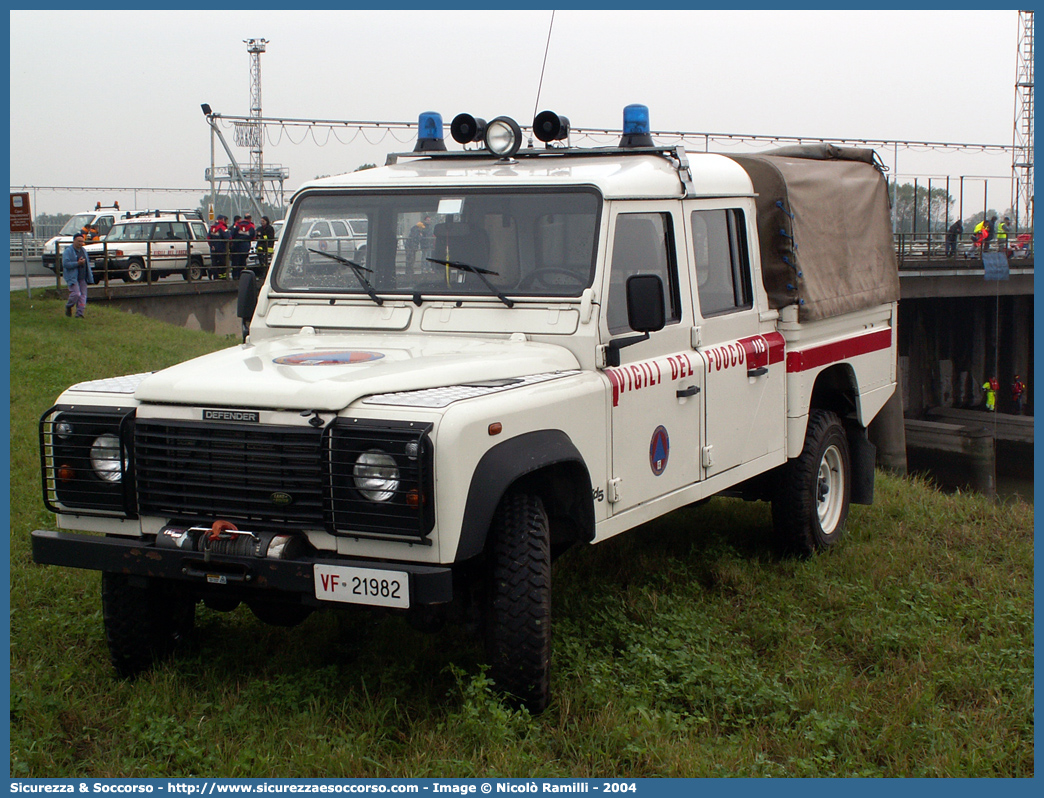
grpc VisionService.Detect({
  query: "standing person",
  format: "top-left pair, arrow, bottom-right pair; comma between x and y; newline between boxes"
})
972,219 -> 987,253
207,215 -> 230,279
996,216 -> 1010,250
982,376 -> 999,412
1011,375 -> 1026,415
945,219 -> 963,258
405,215 -> 432,268
229,215 -> 253,279
62,233 -> 94,319
983,215 -> 997,252
255,215 -> 275,273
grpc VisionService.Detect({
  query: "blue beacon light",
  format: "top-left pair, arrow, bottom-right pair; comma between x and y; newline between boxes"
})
619,104 -> 654,148
414,111 -> 447,152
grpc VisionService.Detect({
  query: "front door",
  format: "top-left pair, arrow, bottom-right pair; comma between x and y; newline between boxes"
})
603,204 -> 703,515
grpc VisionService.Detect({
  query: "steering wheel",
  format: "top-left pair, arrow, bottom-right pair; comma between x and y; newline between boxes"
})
516,267 -> 587,292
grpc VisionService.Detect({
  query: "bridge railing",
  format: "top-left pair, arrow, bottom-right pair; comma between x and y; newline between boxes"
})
893,232 -> 1033,268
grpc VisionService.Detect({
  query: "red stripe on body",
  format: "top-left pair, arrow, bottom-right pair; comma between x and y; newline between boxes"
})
786,329 -> 892,373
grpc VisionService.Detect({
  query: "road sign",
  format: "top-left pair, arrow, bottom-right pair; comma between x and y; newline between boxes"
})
10,192 -> 32,233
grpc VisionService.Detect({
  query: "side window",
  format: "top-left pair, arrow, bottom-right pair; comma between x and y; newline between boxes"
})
151,222 -> 175,241
96,216 -> 114,235
310,221 -> 331,238
330,220 -> 349,237
169,222 -> 190,240
691,209 -> 752,316
606,212 -> 679,334
190,222 -> 207,240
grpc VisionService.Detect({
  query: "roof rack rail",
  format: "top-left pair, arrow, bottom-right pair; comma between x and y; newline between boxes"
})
125,209 -> 204,221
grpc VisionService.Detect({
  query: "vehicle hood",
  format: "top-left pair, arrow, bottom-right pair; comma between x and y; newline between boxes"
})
134,332 -> 580,411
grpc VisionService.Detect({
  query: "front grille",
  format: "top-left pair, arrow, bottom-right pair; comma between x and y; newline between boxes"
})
133,417 -> 434,539
135,420 -> 326,528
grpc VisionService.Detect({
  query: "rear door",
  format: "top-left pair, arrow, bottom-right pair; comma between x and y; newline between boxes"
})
685,202 -> 785,477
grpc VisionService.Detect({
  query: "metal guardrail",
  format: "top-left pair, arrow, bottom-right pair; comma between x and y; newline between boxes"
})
894,231 -> 1034,267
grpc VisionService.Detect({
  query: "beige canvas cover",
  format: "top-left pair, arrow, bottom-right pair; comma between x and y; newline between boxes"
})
728,145 -> 900,322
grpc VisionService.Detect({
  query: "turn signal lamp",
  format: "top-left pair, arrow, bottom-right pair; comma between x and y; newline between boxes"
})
450,113 -> 487,144
619,104 -> 654,148
533,110 -> 570,144
484,116 -> 523,158
414,112 -> 447,152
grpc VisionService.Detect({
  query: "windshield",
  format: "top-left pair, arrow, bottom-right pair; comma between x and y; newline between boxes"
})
272,188 -> 600,298
58,214 -> 95,236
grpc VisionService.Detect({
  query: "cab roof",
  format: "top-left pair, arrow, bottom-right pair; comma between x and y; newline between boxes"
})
295,148 -> 755,201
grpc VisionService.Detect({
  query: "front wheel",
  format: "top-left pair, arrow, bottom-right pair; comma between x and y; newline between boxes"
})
484,492 -> 552,713
123,258 -> 145,283
771,410 -> 851,556
101,573 -> 196,678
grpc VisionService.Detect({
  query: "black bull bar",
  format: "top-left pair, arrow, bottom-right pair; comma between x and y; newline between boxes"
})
30,529 -> 454,606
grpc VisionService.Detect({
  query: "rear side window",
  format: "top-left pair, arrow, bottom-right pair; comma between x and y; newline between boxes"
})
691,209 -> 752,316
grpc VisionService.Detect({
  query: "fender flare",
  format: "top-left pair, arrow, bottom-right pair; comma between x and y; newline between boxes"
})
455,429 -> 593,562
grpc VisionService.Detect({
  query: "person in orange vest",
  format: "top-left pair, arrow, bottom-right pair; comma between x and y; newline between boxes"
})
982,376 -> 999,411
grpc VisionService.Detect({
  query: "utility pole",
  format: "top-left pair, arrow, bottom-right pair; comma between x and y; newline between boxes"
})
1011,10 -> 1034,236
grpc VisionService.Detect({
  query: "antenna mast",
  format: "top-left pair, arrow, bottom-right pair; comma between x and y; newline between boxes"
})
239,38 -> 268,207
1011,11 -> 1034,234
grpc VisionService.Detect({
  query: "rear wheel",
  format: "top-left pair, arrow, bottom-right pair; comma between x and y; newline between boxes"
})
101,573 -> 196,678
771,410 -> 851,556
484,492 -> 552,713
123,258 -> 145,283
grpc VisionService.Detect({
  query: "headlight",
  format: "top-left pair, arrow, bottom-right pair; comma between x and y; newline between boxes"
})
90,433 -> 124,483
352,449 -> 399,502
484,116 -> 522,158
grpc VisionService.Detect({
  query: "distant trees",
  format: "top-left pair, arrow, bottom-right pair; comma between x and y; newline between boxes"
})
889,181 -> 1016,234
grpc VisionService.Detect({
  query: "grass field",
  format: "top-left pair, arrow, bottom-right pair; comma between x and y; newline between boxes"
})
8,292 -> 1035,777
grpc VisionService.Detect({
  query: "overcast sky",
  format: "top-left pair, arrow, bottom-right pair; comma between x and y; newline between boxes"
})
9,9 -> 1022,216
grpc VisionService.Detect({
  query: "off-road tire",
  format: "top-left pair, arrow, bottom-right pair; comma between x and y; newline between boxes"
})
484,492 -> 552,713
101,573 -> 195,678
185,257 -> 204,282
123,258 -> 145,283
771,409 -> 851,557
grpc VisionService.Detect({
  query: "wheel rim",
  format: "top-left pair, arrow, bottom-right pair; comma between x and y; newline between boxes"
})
816,444 -> 845,534
127,262 -> 143,281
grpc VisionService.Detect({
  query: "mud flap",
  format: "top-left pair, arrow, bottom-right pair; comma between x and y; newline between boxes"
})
848,430 -> 876,505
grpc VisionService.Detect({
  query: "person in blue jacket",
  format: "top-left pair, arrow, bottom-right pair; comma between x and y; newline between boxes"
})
62,233 -> 94,318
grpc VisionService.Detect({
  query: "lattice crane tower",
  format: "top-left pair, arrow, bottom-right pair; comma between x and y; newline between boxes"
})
1012,11 -> 1033,232
240,38 -> 268,206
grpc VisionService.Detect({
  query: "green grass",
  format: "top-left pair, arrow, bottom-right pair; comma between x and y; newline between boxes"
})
8,291 -> 1034,777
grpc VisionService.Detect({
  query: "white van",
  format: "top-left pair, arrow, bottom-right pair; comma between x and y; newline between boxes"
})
42,203 -> 128,273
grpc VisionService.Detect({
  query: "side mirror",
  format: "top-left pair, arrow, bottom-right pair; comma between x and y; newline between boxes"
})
625,274 -> 666,333
237,270 -> 258,341
605,274 -> 666,368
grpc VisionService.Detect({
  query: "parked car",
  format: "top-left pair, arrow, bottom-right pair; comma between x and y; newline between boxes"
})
284,217 -> 368,269
86,210 -> 212,283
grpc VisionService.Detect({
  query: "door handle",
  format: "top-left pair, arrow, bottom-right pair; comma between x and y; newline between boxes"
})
676,385 -> 700,398
747,366 -> 769,378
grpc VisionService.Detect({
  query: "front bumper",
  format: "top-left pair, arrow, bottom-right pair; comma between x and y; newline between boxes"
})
31,529 -> 453,607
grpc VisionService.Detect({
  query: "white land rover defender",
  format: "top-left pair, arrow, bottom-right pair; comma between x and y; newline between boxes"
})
33,106 -> 899,713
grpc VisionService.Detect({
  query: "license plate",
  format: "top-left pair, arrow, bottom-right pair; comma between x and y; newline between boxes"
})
313,564 -> 410,609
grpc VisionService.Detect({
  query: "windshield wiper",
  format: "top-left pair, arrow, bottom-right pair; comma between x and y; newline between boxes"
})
425,257 -> 514,308
306,247 -> 383,306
